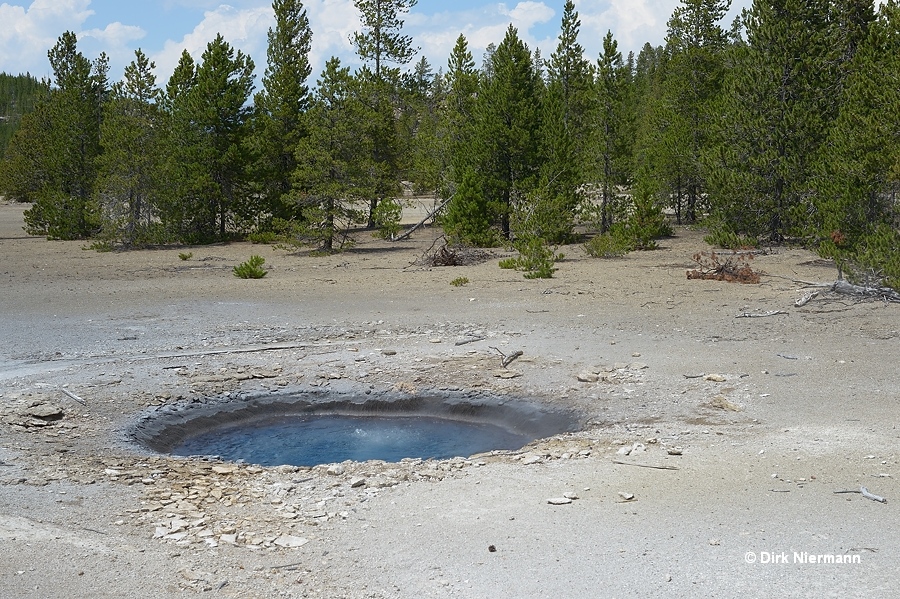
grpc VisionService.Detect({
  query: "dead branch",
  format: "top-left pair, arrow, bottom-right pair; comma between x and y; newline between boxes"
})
831,279 -> 900,303
502,350 -> 523,368
766,274 -> 827,285
455,336 -> 486,346
774,273 -> 900,305
489,346 -> 523,368
791,279 -> 900,304
432,244 -> 463,266
687,251 -> 761,284
736,310 -> 788,318
611,460 -> 680,471
408,235 -> 493,269
834,487 -> 888,503
794,291 -> 819,307
60,388 -> 87,405
861,486 -> 888,503
410,235 -> 446,267
392,196 -> 453,242
271,562 -> 305,570
159,342 -> 309,359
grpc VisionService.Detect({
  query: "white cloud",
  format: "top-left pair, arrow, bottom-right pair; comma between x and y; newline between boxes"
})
0,0 -> 757,90
405,2 -> 558,74
151,4 -> 273,83
82,22 -> 146,51
150,0 -> 363,85
304,0 -> 360,77
504,1 -> 554,29
579,0 -> 668,57
0,0 -> 95,77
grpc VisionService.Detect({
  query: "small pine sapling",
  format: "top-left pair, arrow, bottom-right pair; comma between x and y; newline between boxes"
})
233,255 -> 268,279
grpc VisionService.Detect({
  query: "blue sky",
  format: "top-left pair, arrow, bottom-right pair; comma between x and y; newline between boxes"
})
0,0 -> 754,85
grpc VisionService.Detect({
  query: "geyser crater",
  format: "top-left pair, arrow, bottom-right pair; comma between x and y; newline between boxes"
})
127,388 -> 582,467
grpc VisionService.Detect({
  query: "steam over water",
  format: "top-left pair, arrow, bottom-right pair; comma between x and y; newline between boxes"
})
172,414 -> 531,466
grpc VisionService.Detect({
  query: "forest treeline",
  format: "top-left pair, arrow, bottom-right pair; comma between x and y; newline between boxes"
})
0,73 -> 46,158
0,0 -> 898,287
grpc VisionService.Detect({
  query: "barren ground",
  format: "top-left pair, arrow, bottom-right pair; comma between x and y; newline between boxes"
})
1,200 -> 898,598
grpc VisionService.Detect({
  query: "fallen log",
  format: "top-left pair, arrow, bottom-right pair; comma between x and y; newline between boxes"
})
790,279 -> 900,304
830,279 -> 900,302
392,196 -> 453,242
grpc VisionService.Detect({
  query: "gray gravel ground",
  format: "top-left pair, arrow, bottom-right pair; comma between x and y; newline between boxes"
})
1,201 -> 898,598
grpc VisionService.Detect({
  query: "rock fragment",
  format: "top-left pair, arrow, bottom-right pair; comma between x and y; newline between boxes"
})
493,370 -> 522,379
547,497 -> 573,505
22,402 -> 64,420
274,535 -> 309,548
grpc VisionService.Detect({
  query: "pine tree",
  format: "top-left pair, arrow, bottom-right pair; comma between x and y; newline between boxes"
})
0,91 -> 45,199
591,31 -> 632,233
351,0 -> 418,228
95,49 -> 163,246
164,51 -> 197,109
292,58 -> 373,251
438,35 -> 488,243
705,0 -> 834,242
630,43 -> 666,189
477,24 -> 541,239
443,35 -> 479,188
442,169 -> 496,246
539,0 -> 593,241
158,51 -> 201,241
0,73 -> 45,157
251,0 -> 312,224
656,0 -> 730,223
402,56 -> 447,196
822,0 -> 877,110
13,32 -> 107,239
162,37 -> 255,242
813,0 -> 898,285
351,0 -> 418,80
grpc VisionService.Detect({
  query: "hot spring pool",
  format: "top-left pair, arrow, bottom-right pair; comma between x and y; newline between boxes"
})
171,413 -> 532,466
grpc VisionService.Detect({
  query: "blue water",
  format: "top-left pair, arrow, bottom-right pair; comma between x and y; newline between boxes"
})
171,414 -> 531,466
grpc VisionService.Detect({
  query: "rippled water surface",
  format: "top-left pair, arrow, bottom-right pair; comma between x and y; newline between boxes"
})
172,414 -> 531,466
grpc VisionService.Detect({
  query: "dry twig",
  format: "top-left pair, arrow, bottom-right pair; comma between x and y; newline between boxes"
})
60,388 -> 86,405
611,460 -> 680,471
833,487 -> 887,503
490,346 -> 523,368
